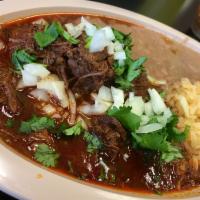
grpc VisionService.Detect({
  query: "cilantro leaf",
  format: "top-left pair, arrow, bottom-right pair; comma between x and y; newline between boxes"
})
56,22 -> 79,44
19,116 -> 55,134
112,28 -> 125,43
112,28 -> 147,90
107,106 -> 141,132
169,126 -> 190,143
113,60 -> 126,76
63,121 -> 82,136
34,32 -> 57,48
159,91 -> 166,99
126,56 -> 147,82
12,49 -> 36,71
83,131 -> 102,153
166,114 -> 190,143
34,22 -> 59,48
115,76 -> 132,90
45,22 -> 59,38
6,118 -> 15,128
62,31 -> 79,44
114,56 -> 147,90
85,36 -> 93,49
34,21 -> 79,48
51,123 -> 69,139
34,144 -> 59,167
131,131 -> 183,163
161,147 -> 183,163
112,29 -> 132,54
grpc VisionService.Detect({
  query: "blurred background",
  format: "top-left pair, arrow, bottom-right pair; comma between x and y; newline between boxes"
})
91,0 -> 200,41
1,0 -> 200,199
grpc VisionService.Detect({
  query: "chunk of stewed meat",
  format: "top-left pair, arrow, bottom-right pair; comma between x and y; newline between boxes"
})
89,115 -> 126,157
66,36 -> 115,94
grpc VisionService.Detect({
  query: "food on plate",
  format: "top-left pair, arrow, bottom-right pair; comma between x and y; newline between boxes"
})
0,14 -> 200,195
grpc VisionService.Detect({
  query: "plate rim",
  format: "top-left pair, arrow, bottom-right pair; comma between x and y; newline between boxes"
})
0,0 -> 200,199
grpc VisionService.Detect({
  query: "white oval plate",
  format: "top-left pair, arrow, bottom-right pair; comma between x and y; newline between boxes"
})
0,0 -> 200,199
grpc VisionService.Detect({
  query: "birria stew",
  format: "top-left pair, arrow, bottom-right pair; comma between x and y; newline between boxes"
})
0,14 -> 200,195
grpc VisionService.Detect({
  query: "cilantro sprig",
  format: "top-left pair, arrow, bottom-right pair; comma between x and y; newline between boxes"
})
34,143 -> 59,167
112,28 -> 147,90
12,49 -> 36,71
107,106 -> 141,132
132,131 -> 183,163
63,121 -> 82,136
83,131 -> 102,153
19,116 -> 55,134
34,21 -> 79,48
6,118 -> 15,128
107,106 -> 188,163
114,56 -> 147,90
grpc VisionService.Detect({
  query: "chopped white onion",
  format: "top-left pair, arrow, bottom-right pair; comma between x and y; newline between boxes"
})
157,108 -> 172,126
144,102 -> 153,116
65,23 -> 77,37
42,104 -> 56,115
81,17 -> 97,36
106,41 -> 125,57
65,23 -> 84,38
78,85 -> 113,115
140,115 -> 150,126
37,79 -> 69,108
125,96 -> 144,116
89,29 -> 108,53
21,70 -> 38,87
111,86 -> 124,108
21,63 -> 50,88
101,26 -> 115,41
148,88 -> 166,115
147,75 -> 166,86
136,123 -> 163,133
30,89 -> 49,101
114,41 -> 124,52
118,59 -> 125,66
23,63 -> 50,79
129,92 -> 135,99
32,18 -> 48,26
68,89 -> 76,125
96,86 -> 113,103
79,102 -> 111,115
114,51 -> 126,60
107,42 -> 114,55
42,74 -> 59,81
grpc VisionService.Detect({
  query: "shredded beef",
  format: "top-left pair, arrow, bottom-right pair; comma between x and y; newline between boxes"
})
37,35 -> 115,94
89,115 -> 126,158
0,63 -> 20,113
7,24 -> 41,54
24,129 -> 54,151
133,72 -> 150,97
7,23 -> 115,94
66,38 -> 114,94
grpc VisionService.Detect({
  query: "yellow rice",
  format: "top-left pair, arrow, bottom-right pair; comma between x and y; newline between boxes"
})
166,78 -> 200,171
